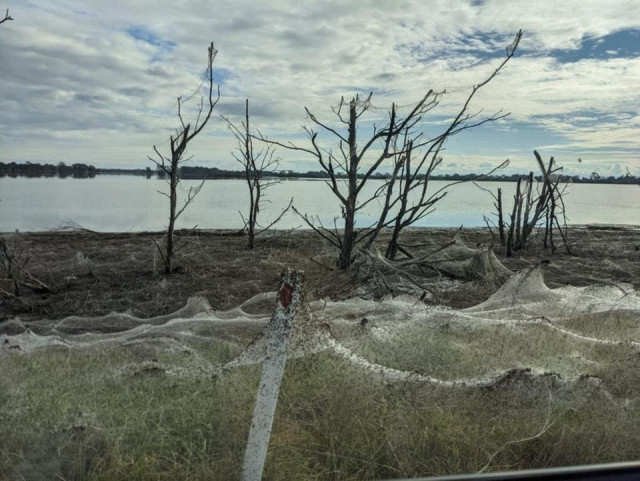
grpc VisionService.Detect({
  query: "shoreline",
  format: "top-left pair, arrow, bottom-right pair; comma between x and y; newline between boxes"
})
1,225 -> 639,323
3,223 -> 639,236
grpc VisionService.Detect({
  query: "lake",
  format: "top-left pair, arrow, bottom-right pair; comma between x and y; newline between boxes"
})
0,176 -> 638,232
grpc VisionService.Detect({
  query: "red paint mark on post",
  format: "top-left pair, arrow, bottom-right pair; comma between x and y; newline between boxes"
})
279,283 -> 293,307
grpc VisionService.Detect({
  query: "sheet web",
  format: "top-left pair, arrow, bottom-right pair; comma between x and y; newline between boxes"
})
4,255 -> 640,478
3,264 -> 639,394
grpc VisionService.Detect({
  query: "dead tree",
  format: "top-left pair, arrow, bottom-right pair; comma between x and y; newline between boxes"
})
376,140 -> 509,260
501,151 -> 571,256
0,235 -> 25,297
0,8 -> 16,293
534,151 -> 571,253
148,42 -> 219,274
476,183 -> 506,245
257,30 -> 521,270
364,30 -> 520,260
506,177 -> 522,257
223,99 -> 292,249
257,92 -> 441,269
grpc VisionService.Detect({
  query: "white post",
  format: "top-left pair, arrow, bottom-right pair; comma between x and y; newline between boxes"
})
241,269 -> 304,481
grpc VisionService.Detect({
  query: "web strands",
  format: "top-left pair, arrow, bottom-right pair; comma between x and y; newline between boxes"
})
4,264 -> 639,394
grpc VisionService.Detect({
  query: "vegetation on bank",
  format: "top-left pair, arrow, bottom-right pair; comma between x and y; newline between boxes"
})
2,160 -> 639,184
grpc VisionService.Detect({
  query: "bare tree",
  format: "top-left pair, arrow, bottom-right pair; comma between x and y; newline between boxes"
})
365,31 -> 520,260
258,30 -> 521,269
484,150 -> 571,257
476,183 -> 506,246
0,9 -> 13,25
259,91 -> 445,269
0,8 -> 19,297
223,99 -> 292,249
0,234 -> 27,297
149,42 -> 219,274
0,233 -> 49,297
373,141 -> 509,260
535,151 -> 571,253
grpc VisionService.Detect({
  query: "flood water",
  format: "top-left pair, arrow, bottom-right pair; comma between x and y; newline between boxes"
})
1,176 -> 638,232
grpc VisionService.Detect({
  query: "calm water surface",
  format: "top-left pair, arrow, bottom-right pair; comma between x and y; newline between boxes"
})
1,177 -> 638,232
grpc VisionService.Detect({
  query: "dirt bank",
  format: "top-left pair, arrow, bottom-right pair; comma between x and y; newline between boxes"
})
1,226 -> 638,322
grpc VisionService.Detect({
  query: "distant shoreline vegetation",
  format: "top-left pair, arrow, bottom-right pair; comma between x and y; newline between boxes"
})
0,161 -> 638,185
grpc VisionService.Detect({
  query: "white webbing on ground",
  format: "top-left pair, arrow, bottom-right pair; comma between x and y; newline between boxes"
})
2,264 -> 639,391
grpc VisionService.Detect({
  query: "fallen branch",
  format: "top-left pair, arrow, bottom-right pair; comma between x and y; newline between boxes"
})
22,272 -> 51,293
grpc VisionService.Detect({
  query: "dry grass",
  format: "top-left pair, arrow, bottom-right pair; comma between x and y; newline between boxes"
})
2,226 -> 638,323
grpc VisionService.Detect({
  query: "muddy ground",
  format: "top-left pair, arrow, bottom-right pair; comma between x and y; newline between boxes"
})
1,226 -> 639,324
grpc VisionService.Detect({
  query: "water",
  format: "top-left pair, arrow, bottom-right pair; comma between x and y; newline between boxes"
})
0,176 -> 638,232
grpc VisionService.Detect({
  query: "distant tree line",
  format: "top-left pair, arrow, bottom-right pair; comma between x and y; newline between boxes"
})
0,161 -> 97,178
430,171 -> 640,185
1,161 -> 638,185
0,162 -> 151,178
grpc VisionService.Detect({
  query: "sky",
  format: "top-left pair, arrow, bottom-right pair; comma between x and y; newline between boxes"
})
1,0 -> 640,177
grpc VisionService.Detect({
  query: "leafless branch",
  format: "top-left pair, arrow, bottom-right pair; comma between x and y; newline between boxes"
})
0,9 -> 13,25
255,198 -> 294,236
291,206 -> 341,249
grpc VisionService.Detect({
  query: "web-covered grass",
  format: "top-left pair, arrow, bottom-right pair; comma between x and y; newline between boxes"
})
2,226 -> 640,479
2,260 -> 640,480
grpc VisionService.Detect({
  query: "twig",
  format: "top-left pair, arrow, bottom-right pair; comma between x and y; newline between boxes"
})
254,198 -> 294,236
0,9 -> 13,24
291,206 -> 341,249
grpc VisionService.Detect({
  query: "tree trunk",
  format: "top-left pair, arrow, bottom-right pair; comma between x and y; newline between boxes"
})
248,185 -> 256,249
249,176 -> 259,249
338,98 -> 359,270
521,172 -> 534,246
497,188 -> 505,246
339,197 -> 356,269
386,180 -> 409,260
514,178 -> 523,247
385,224 -> 402,260
506,181 -> 520,258
548,193 -> 556,253
165,162 -> 179,274
246,99 -> 257,250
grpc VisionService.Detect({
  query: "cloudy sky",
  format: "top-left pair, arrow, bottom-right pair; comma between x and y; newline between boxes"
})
1,0 -> 640,177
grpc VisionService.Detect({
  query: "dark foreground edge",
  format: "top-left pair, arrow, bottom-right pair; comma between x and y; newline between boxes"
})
384,461 -> 640,481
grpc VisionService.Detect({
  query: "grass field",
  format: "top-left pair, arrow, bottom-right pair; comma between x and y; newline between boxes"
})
1,226 -> 639,480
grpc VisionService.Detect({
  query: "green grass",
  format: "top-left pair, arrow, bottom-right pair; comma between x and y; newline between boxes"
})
2,327 -> 640,480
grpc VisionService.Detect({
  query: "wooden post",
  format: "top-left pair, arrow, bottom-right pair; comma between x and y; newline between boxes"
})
241,269 -> 304,481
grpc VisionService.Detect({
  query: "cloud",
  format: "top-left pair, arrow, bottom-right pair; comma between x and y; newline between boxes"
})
0,0 -> 639,173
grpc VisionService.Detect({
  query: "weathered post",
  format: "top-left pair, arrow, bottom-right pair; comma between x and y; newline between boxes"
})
241,268 -> 304,481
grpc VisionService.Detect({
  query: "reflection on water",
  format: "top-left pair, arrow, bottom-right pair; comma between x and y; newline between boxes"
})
0,177 -> 638,232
